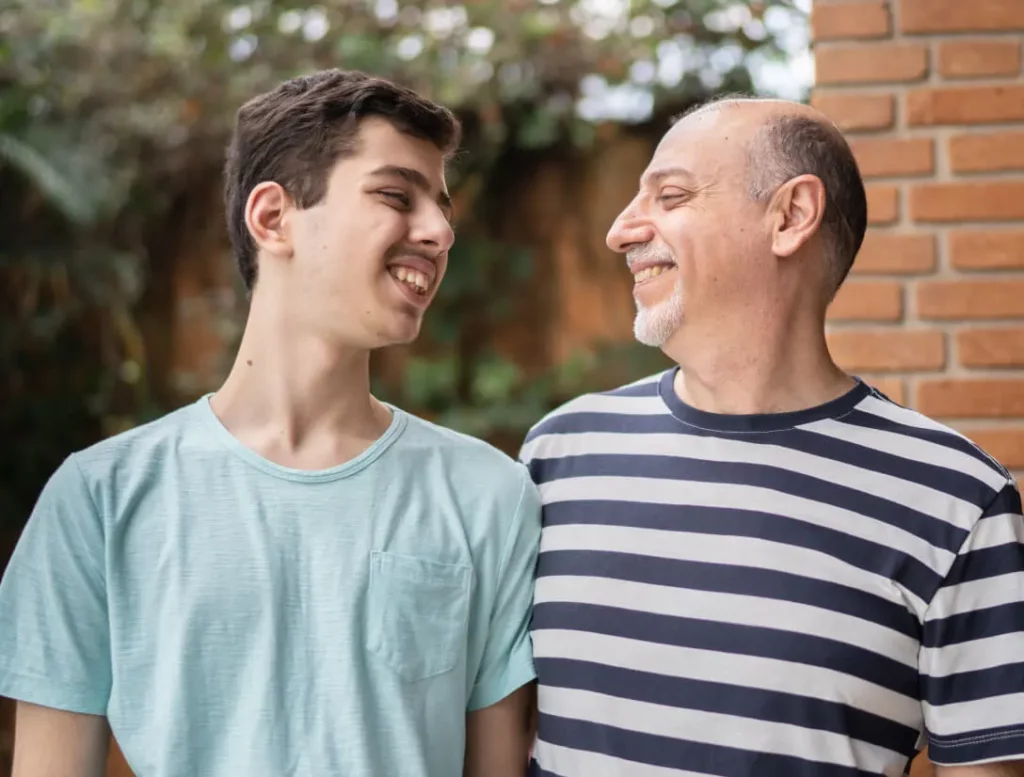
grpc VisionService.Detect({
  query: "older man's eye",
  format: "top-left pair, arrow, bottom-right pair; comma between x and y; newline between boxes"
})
657,191 -> 687,204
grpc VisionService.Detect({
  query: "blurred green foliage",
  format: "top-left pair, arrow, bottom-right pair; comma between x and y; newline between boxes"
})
0,0 -> 804,527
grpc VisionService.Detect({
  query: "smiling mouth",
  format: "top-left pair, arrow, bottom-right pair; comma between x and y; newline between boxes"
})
633,264 -> 675,284
388,266 -> 430,295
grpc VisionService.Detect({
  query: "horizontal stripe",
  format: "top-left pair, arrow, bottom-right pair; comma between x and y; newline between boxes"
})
535,574 -> 917,665
922,660 -> 1024,706
981,481 -> 1023,519
532,453 -> 966,552
526,420 -> 994,507
532,602 -> 919,697
928,721 -> 1024,765
536,656 -> 920,754
942,544 -> 1024,586
919,631 -> 1024,677
524,411 -> 684,441
923,600 -> 1024,648
536,547 -> 918,640
540,499 -> 940,603
822,407 -> 1006,487
857,395 -> 1008,474
965,510 -> 1024,552
538,524 -> 923,631
527,432 -> 981,535
924,691 -> 1024,738
606,377 -> 662,397
536,706 -> 882,776
532,628 -> 922,729
539,477 -> 952,588
531,740 -> 711,777
929,570 -> 1024,620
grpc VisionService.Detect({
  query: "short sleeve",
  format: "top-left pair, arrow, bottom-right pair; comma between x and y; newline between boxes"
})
467,470 -> 542,711
919,477 -> 1024,766
0,455 -> 111,715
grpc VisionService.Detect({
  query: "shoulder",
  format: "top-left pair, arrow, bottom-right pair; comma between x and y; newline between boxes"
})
70,402 -> 205,499
850,384 -> 1012,487
520,370 -> 668,462
398,410 -> 533,503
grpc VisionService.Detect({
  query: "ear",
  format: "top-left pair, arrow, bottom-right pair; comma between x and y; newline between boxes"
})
769,174 -> 826,258
244,181 -> 294,260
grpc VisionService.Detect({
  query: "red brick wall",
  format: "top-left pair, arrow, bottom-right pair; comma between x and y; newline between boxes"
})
812,0 -> 1024,482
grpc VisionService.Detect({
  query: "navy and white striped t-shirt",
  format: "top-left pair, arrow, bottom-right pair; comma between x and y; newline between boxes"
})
520,369 -> 1024,777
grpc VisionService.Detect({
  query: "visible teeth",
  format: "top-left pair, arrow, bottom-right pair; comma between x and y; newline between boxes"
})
389,266 -> 429,294
633,264 -> 672,284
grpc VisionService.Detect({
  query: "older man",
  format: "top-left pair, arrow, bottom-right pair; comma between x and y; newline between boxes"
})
519,97 -> 1024,777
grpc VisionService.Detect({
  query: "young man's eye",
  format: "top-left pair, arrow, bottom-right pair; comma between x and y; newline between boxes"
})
380,190 -> 411,209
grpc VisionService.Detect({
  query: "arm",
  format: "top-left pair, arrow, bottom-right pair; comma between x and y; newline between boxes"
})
919,478 -> 1024,772
935,763 -> 1024,777
0,456 -> 112,774
464,469 -> 542,773
12,702 -> 108,777
463,683 -> 535,777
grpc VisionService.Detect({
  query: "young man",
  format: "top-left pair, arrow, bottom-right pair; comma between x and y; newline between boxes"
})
521,97 -> 1024,776
0,70 -> 540,777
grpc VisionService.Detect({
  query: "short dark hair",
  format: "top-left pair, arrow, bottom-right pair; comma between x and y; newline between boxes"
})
224,69 -> 462,290
676,96 -> 868,296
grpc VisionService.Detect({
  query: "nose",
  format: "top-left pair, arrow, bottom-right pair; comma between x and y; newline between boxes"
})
410,202 -> 455,254
606,199 -> 655,254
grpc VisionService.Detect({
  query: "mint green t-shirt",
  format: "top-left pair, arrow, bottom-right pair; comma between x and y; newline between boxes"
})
0,398 -> 541,777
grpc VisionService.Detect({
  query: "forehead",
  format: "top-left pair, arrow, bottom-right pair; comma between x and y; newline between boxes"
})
345,117 -> 447,183
644,107 -> 755,184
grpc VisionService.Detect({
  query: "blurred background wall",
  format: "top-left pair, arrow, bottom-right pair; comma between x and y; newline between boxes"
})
1,0 -> 1022,774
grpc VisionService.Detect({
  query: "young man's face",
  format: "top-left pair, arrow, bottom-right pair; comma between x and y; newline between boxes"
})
284,116 -> 454,349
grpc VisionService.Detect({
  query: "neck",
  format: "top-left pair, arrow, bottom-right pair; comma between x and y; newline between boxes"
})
210,287 -> 390,466
663,301 -> 854,416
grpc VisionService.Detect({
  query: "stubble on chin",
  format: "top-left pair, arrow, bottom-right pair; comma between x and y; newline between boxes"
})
633,279 -> 684,347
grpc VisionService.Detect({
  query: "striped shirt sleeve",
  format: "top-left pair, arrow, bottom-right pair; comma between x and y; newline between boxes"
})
919,477 -> 1024,766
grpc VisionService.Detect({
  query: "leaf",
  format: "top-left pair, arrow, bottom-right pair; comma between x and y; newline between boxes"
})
0,133 -> 100,226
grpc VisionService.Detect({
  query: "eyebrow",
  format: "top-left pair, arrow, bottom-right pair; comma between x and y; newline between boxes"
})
369,164 -> 453,216
641,165 -> 696,188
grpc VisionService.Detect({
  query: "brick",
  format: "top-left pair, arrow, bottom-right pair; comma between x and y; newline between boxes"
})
868,376 -> 907,404
950,131 -> 1024,173
849,137 -> 933,178
907,85 -> 1024,126
811,1 -> 891,40
828,329 -> 944,371
960,427 -> 1024,469
938,40 -> 1021,79
950,230 -> 1024,269
900,0 -> 1024,33
852,233 -> 935,274
911,182 -> 1024,222
917,378 -> 1024,418
828,280 -> 903,321
866,185 -> 899,225
958,326 -> 1024,367
815,43 -> 928,85
811,92 -> 895,131
917,280 -> 1024,319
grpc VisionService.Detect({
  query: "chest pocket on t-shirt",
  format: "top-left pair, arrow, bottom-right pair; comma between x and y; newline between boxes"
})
367,550 -> 472,682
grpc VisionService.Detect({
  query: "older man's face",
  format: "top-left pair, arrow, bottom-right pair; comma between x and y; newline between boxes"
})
605,106 -> 771,349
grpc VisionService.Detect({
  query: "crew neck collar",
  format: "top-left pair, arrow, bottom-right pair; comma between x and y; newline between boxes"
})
658,367 -> 870,434
193,395 -> 407,482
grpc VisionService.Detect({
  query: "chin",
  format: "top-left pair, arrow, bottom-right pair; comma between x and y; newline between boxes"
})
377,316 -> 424,348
